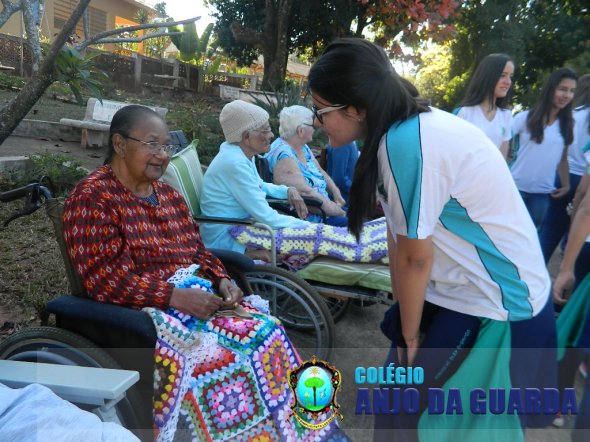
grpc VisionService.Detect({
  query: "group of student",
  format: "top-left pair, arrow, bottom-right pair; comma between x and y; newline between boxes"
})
453,52 -> 590,437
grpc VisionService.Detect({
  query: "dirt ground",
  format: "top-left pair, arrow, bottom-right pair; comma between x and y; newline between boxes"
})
0,135 -> 585,441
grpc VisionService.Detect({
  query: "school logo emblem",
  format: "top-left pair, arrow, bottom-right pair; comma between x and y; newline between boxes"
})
288,356 -> 343,429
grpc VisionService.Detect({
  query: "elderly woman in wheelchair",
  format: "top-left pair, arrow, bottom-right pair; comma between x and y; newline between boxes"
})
200,100 -> 388,271
199,99 -> 310,261
59,105 -> 345,441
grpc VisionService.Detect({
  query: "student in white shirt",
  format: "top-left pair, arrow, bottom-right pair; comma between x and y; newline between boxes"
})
510,68 -> 577,228
308,38 -> 557,441
455,53 -> 514,159
539,74 -> 590,261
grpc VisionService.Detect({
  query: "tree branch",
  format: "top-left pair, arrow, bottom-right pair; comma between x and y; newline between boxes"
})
92,31 -> 183,45
76,17 -> 201,51
0,0 -> 92,143
0,0 -> 21,30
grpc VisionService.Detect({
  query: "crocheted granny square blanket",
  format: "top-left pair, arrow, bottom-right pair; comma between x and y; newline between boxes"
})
142,266 -> 347,441
229,217 -> 388,264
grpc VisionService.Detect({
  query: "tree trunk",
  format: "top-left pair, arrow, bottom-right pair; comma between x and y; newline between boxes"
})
230,0 -> 293,91
0,0 -> 92,146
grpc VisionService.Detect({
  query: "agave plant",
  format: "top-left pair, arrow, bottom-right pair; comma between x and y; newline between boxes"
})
54,47 -> 109,105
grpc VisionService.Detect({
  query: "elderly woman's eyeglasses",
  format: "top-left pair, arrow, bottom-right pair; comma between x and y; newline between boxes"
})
311,103 -> 347,124
125,136 -> 176,156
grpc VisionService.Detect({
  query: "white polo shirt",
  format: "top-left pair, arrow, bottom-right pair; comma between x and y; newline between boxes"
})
456,105 -> 512,149
377,108 -> 550,321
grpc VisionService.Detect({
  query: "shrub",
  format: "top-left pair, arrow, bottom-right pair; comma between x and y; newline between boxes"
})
166,100 -> 225,164
3,152 -> 89,197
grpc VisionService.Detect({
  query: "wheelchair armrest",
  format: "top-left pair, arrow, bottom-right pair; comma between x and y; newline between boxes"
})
302,197 -> 323,208
266,197 -> 327,223
194,215 -> 255,226
209,248 -> 254,272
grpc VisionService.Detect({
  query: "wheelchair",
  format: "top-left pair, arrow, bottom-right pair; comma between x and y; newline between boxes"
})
0,181 -> 334,437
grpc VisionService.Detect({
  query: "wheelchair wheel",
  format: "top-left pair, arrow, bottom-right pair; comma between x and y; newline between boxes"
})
0,326 -> 146,435
323,297 -> 351,322
245,265 -> 335,360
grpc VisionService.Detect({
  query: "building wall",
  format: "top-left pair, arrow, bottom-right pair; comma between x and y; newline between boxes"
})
0,0 -> 150,41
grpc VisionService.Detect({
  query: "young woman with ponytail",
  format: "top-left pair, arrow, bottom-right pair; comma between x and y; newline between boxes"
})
308,38 -> 557,441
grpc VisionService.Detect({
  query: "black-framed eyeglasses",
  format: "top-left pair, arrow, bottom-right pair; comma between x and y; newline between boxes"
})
301,122 -> 315,128
125,136 -> 176,156
311,103 -> 347,124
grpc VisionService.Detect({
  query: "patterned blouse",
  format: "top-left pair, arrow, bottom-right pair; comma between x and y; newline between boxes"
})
63,165 -> 229,309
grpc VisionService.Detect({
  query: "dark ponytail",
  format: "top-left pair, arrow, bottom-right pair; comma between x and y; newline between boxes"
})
308,38 -> 429,238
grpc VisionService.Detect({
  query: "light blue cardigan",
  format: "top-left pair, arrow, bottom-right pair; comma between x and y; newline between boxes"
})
200,142 -> 308,252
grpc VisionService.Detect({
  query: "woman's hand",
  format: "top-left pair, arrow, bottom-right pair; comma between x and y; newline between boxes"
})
331,188 -> 346,207
287,187 -> 309,219
552,270 -> 575,305
218,278 -> 243,309
322,199 -> 346,216
551,185 -> 570,199
169,287 -> 224,320
397,335 -> 421,366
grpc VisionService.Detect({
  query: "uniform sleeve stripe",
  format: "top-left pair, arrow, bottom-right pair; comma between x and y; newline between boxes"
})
385,116 -> 423,238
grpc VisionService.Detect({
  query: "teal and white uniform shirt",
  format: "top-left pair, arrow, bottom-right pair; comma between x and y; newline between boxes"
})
377,108 -> 551,321
455,105 -> 512,149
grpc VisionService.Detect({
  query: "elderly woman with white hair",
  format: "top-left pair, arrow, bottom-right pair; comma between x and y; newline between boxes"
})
200,100 -> 309,256
265,105 -> 348,226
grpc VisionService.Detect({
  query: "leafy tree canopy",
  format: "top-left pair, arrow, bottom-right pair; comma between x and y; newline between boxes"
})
206,0 -> 460,89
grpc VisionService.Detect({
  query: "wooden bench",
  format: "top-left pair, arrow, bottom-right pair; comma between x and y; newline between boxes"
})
59,98 -> 168,148
0,359 -> 139,424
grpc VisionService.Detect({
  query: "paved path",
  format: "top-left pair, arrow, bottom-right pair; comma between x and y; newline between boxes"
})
0,134 -> 106,171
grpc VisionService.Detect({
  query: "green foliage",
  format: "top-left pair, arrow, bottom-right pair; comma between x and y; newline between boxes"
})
54,47 -> 109,105
414,42 -> 454,109
246,83 -> 307,133
154,2 -> 169,19
206,58 -> 222,75
0,73 -> 25,90
170,22 -> 214,64
179,22 -> 199,61
166,102 -> 224,164
7,152 -> 89,197
134,8 -> 150,24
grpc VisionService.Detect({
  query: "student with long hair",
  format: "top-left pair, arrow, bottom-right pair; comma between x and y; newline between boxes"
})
540,74 -> 590,262
308,38 -> 556,441
455,53 -> 514,159
510,68 -> 577,228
